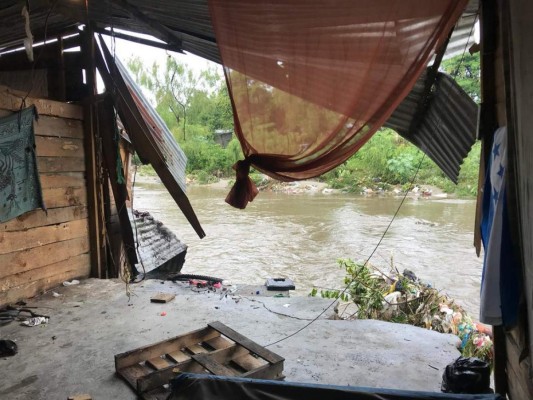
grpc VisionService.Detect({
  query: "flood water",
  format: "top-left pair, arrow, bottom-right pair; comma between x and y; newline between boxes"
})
134,182 -> 483,317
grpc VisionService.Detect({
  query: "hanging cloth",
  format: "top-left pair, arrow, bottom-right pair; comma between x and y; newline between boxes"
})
208,0 -> 469,208
0,106 -> 45,222
479,127 -> 521,327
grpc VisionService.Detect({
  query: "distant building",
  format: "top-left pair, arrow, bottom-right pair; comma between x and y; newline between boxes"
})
214,129 -> 233,148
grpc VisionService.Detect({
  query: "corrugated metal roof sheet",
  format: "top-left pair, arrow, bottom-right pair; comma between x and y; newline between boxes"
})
444,0 -> 479,60
131,210 -> 188,278
1,1 -> 477,62
385,70 -> 479,183
0,0 -> 479,184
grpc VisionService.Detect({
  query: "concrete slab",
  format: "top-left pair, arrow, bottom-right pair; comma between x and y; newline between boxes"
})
0,278 -> 461,399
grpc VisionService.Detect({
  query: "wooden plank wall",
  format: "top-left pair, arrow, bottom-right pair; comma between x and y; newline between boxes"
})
0,87 -> 90,306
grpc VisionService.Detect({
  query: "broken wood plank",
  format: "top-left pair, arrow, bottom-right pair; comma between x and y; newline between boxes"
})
120,364 -> 152,390
208,321 -> 285,364
232,353 -> 267,371
67,395 -> 92,400
204,336 -> 234,350
35,115 -> 84,139
115,326 -> 219,370
136,359 -> 206,394
0,218 -> 89,255
166,350 -> 190,364
145,357 -> 170,371
242,361 -> 285,380
187,344 -> 208,354
192,353 -> 237,377
150,293 -> 176,303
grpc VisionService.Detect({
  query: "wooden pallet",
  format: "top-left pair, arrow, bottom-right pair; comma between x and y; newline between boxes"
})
115,321 -> 285,399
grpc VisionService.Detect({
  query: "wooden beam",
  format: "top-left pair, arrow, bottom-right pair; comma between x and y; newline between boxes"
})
95,38 -> 206,239
94,27 -> 183,54
97,96 -> 139,269
81,26 -> 106,278
110,0 -> 183,50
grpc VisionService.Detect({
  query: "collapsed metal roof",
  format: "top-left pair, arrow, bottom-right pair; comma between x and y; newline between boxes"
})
0,0 -> 479,183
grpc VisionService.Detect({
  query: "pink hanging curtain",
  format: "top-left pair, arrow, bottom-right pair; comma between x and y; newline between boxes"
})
208,0 -> 468,208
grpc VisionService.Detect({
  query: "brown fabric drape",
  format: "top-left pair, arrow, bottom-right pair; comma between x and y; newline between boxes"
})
208,0 -> 468,208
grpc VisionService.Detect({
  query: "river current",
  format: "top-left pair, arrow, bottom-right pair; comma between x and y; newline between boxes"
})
134,181 -> 483,317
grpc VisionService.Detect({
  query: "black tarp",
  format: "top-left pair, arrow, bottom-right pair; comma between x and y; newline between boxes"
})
169,373 -> 503,400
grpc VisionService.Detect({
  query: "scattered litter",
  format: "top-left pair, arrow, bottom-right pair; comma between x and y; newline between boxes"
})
213,282 -> 222,289
160,311 -> 167,317
441,357 -> 491,394
21,317 -> 48,327
150,293 -> 175,303
52,291 -> 62,298
265,277 -> 295,291
256,290 -> 260,295
282,304 -> 291,308
63,280 -> 80,286
0,339 -> 17,357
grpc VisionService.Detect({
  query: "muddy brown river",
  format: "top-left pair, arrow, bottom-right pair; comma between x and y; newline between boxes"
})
134,181 -> 483,318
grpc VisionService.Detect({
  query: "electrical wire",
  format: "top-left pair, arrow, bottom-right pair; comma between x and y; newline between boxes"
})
265,153 -> 426,347
265,14 -> 479,348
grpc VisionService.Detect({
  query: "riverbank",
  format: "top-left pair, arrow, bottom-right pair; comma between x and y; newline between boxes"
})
0,278 -> 463,399
136,173 -> 450,199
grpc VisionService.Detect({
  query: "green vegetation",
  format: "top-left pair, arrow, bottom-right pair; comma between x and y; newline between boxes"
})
128,52 -> 480,195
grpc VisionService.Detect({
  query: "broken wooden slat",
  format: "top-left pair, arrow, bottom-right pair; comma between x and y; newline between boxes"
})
136,359 -> 206,393
204,336 -> 233,350
115,326 -> 219,370
166,351 -> 190,364
193,353 -> 238,377
146,357 -> 171,370
232,353 -> 267,371
242,361 -> 285,380
208,321 -> 285,364
150,293 -> 175,303
120,364 -> 152,390
187,344 -> 208,354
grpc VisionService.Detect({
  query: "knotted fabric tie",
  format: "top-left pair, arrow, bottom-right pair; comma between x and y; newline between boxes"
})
225,158 -> 259,209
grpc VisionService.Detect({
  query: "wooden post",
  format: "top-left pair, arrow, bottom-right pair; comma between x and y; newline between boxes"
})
81,25 -> 107,278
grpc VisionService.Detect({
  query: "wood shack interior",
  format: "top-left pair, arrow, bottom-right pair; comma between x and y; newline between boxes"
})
0,0 -> 532,399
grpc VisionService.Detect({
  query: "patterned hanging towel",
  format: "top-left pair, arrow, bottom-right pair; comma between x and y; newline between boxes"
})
0,106 -> 45,222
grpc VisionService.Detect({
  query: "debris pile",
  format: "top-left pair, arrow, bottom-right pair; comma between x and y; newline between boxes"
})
312,258 -> 493,365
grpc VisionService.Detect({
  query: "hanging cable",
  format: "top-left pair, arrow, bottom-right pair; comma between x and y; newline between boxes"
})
265,14 -> 479,348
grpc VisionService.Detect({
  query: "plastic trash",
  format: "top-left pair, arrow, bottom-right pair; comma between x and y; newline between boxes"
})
52,291 -> 62,297
0,339 -> 17,357
21,317 -> 48,327
441,357 -> 491,394
63,280 -> 80,286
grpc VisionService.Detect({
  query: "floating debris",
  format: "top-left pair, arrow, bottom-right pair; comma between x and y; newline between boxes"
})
312,258 -> 493,365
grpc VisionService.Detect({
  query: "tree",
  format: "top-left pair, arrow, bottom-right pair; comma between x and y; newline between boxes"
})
441,53 -> 481,103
